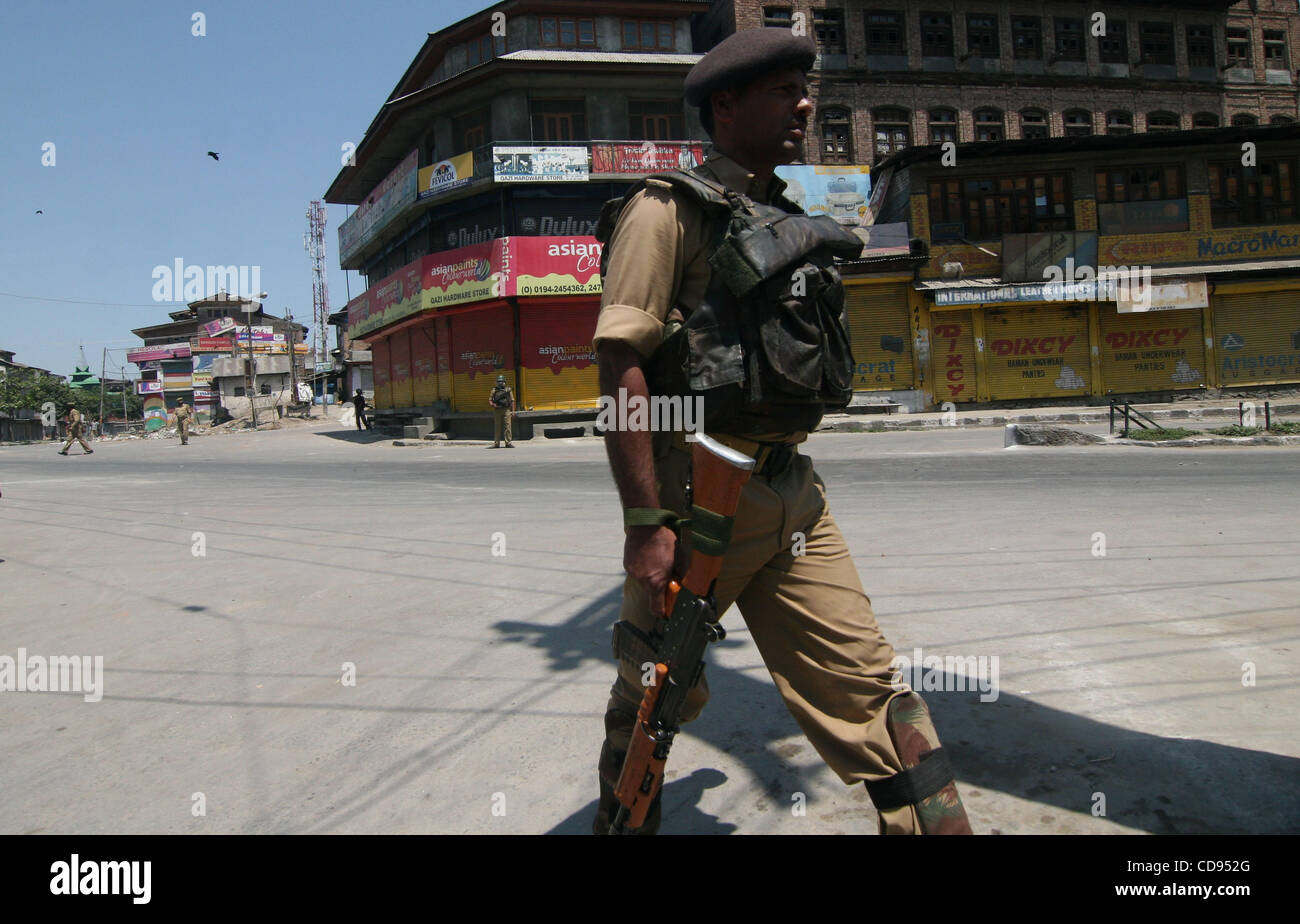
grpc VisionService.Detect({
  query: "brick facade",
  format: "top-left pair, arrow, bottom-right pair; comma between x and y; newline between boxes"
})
720,0 -> 1298,167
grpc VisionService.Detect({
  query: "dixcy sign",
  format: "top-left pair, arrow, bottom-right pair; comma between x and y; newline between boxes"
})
989,336 -> 1077,356
1103,328 -> 1190,350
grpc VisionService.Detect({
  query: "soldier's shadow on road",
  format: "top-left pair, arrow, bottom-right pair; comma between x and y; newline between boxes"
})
313,429 -> 393,444
495,592 -> 1300,834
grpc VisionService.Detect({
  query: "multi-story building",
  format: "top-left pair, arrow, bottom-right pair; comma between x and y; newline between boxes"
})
701,1 -> 1298,168
129,295 -> 309,427
324,0 -> 714,427
857,121 -> 1300,405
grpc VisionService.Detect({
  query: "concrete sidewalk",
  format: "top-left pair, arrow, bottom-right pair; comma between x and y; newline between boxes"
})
822,397 -> 1300,432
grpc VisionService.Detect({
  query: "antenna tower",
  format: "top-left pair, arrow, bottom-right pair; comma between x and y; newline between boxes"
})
305,201 -> 330,372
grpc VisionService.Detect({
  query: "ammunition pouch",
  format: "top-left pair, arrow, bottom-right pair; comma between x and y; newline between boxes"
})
598,169 -> 863,436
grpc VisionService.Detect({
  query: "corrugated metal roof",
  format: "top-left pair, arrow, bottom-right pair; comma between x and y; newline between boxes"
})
915,259 -> 1300,289
499,49 -> 703,65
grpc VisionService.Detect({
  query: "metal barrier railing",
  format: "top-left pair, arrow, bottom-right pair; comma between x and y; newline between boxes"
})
1109,401 -> 1161,437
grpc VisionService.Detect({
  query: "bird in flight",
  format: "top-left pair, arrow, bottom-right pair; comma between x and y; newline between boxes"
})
35,209 -> 43,214
207,151 -> 220,161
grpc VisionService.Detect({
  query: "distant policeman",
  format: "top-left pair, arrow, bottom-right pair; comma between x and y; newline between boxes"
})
489,375 -> 515,448
174,400 -> 193,445
57,403 -> 93,455
352,389 -> 370,430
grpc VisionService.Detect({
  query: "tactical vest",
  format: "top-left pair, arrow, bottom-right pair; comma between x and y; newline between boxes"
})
596,168 -> 863,435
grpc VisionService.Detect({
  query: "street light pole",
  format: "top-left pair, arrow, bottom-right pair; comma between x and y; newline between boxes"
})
244,292 -> 268,428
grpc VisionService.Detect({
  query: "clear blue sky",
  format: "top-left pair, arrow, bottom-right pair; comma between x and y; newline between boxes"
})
0,0 -> 490,378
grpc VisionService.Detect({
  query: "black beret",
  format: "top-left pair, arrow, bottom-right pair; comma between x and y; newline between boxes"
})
684,28 -> 817,107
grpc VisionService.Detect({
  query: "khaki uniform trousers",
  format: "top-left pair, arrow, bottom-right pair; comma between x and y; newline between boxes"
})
492,408 -> 513,445
61,423 -> 91,453
602,435 -> 923,833
178,418 -> 190,444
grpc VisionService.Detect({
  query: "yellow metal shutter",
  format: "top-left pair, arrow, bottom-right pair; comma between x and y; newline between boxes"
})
983,304 -> 1091,400
845,283 -> 915,390
930,309 -> 978,403
1098,305 -> 1205,393
1212,290 -> 1300,386
519,301 -> 602,410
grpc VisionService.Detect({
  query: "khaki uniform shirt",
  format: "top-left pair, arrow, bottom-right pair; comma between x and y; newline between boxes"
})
175,404 -> 192,421
67,408 -> 82,432
592,153 -> 807,444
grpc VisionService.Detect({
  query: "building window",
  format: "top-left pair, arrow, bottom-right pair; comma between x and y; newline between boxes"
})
966,14 -> 999,58
1264,30 -> 1289,69
929,108 -> 957,143
1098,20 -> 1127,63
1232,113 -> 1258,126
1106,110 -> 1133,135
920,12 -> 953,56
629,100 -> 684,141
466,33 -> 506,67
814,9 -> 845,54
763,7 -> 792,29
873,107 -> 910,158
928,171 -> 1074,240
1095,164 -> 1185,203
1054,19 -> 1084,61
1186,26 -> 1214,68
821,107 -> 853,163
1208,158 -> 1297,226
1012,17 -> 1040,59
1064,109 -> 1093,136
453,109 -> 491,150
1139,22 -> 1174,66
530,99 -> 587,141
1226,28 -> 1251,68
1147,112 -> 1179,131
540,17 -> 595,48
1193,112 -> 1220,128
1020,109 -> 1048,139
622,20 -> 674,51
233,386 -> 246,397
1271,115 -> 1296,124
866,12 -> 905,55
974,108 -> 1004,142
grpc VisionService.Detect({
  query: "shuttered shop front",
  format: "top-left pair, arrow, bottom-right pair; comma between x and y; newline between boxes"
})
410,321 -> 438,406
983,305 -> 1091,400
435,317 -> 453,405
520,299 -> 600,409
372,338 -> 392,409
845,283 -> 914,390
388,327 -> 414,408
448,303 -> 514,413
1212,290 -> 1300,386
930,309 -> 978,403
1099,306 -> 1205,393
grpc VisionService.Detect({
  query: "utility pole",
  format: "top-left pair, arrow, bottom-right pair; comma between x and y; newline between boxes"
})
120,364 -> 127,424
286,308 -> 300,412
99,347 -> 107,437
244,297 -> 261,428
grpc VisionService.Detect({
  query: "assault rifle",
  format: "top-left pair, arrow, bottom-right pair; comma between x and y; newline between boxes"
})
609,432 -> 755,834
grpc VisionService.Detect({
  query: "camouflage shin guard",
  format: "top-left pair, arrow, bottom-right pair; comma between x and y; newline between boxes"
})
867,692 -> 973,835
592,709 -> 662,835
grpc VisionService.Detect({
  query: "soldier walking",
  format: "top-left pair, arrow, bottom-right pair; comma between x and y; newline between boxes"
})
489,374 -> 515,448
589,28 -> 972,835
174,400 -> 193,445
352,389 -> 370,430
57,403 -> 93,455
